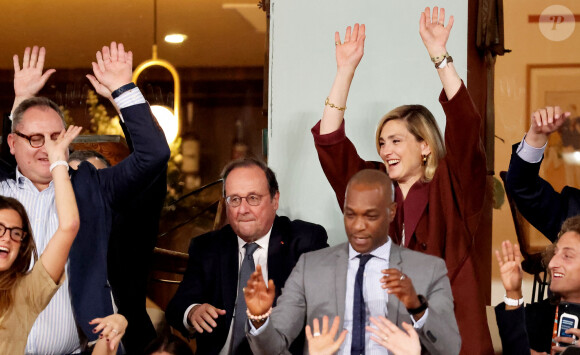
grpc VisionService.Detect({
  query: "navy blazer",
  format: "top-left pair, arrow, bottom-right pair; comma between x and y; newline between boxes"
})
506,143 -> 580,242
165,215 -> 328,355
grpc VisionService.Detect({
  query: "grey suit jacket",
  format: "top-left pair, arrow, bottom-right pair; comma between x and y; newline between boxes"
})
247,241 -> 460,355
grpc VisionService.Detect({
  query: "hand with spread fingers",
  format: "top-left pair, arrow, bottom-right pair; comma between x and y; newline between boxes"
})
187,303 -> 227,333
89,314 -> 128,354
88,42 -> 133,96
334,23 -> 366,73
244,264 -> 276,328
525,106 -> 571,148
494,240 -> 524,310
367,316 -> 420,355
419,6 -> 454,59
12,45 -> 56,113
305,315 -> 348,355
381,268 -> 422,318
43,125 -> 83,165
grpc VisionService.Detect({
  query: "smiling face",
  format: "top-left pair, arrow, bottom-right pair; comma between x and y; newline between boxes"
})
344,181 -> 396,254
0,209 -> 24,272
548,231 -> 580,302
224,165 -> 279,242
378,119 -> 430,188
8,106 -> 66,191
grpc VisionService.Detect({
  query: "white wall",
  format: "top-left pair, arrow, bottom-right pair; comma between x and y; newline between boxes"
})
268,1 -> 468,245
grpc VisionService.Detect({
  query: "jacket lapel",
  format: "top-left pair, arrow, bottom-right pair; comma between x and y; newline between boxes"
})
221,227 -> 240,318
267,216 -> 286,301
335,243 -> 349,329
387,242 -> 403,323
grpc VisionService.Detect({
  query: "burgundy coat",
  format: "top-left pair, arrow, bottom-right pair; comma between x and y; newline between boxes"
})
312,83 -> 493,354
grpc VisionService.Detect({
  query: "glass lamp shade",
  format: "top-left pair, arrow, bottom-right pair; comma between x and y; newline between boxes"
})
151,105 -> 178,144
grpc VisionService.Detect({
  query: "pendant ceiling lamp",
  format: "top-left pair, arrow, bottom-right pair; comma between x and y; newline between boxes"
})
132,0 -> 181,144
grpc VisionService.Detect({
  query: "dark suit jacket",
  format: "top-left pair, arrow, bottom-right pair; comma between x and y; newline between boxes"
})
165,215 -> 328,355
495,300 -> 556,354
312,83 -> 493,354
506,143 -> 580,242
105,122 -> 167,353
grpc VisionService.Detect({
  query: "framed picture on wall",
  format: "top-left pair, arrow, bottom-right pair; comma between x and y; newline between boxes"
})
526,63 -> 580,242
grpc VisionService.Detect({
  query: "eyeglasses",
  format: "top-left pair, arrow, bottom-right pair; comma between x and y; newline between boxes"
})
225,194 -> 267,207
0,222 -> 27,243
14,131 -> 60,148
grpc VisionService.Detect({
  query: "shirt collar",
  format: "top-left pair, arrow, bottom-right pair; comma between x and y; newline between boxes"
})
15,167 -> 54,191
237,224 -> 273,252
348,237 -> 392,262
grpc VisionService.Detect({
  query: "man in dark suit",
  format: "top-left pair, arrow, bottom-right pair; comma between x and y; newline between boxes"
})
506,105 -> 580,242
1,44 -> 170,353
245,170 -> 460,355
166,157 -> 328,355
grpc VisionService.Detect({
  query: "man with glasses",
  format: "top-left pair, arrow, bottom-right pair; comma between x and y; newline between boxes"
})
166,157 -> 328,355
1,44 -> 170,354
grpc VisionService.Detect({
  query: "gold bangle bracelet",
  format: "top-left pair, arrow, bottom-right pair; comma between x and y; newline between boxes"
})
325,97 -> 346,111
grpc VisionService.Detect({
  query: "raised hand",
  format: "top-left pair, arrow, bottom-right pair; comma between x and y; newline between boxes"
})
381,269 -> 422,317
187,303 -> 226,333
90,42 -> 133,95
305,315 -> 347,355
367,317 -> 420,355
244,264 -> 275,328
89,314 -> 128,352
525,106 -> 571,148
334,23 -> 366,73
44,125 -> 83,164
13,46 -> 56,99
494,240 -> 524,305
419,6 -> 454,58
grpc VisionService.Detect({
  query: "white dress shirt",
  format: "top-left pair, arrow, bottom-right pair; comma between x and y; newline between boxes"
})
516,136 -> 547,163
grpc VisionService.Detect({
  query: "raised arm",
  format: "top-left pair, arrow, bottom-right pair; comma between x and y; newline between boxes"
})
40,125 -> 82,282
495,241 -> 524,310
525,106 -> 570,148
86,42 -> 169,206
12,46 -> 56,114
419,7 -> 461,99
319,23 -> 366,134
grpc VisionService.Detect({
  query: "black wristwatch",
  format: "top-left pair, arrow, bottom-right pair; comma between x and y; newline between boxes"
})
111,82 -> 137,99
407,295 -> 428,315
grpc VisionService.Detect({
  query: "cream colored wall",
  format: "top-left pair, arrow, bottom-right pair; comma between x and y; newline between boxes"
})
492,0 -> 580,304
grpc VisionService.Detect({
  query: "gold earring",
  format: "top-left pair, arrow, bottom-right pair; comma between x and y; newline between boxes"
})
422,155 -> 427,165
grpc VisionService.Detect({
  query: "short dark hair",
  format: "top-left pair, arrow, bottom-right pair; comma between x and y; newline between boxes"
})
12,97 -> 66,132
69,150 -> 111,168
221,157 -> 279,198
345,169 -> 394,207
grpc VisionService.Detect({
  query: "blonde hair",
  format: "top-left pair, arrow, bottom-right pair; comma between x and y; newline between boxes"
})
375,104 -> 445,182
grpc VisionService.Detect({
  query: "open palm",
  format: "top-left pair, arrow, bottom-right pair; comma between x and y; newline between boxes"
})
335,23 -> 365,72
